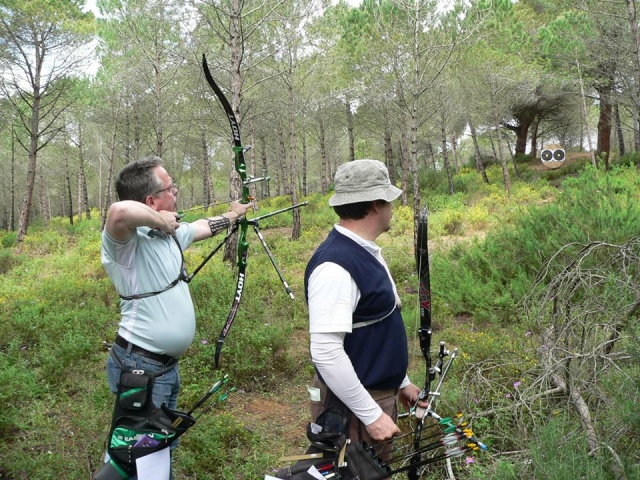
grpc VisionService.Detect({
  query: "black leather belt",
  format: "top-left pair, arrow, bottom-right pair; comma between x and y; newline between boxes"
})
114,335 -> 175,365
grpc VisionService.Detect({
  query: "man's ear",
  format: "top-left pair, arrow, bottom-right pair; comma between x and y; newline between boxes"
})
371,200 -> 384,212
145,194 -> 157,208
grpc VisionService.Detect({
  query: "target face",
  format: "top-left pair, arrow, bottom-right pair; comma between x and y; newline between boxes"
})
541,144 -> 565,169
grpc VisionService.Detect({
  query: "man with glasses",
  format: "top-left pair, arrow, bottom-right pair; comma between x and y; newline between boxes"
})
100,155 -> 253,477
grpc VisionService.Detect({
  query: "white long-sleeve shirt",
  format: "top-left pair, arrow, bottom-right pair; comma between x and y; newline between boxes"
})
308,225 -> 410,425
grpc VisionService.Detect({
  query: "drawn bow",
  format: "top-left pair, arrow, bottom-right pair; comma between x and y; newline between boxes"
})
201,54 -> 305,368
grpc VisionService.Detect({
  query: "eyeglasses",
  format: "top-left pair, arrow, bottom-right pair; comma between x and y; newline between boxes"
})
154,182 -> 177,195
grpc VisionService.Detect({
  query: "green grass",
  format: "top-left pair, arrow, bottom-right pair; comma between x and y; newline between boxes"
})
1,159 -> 639,478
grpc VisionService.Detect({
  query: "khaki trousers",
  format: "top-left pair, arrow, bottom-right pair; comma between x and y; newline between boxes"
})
310,374 -> 398,462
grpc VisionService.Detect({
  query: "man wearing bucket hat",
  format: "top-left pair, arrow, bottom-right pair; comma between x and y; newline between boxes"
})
304,159 -> 423,453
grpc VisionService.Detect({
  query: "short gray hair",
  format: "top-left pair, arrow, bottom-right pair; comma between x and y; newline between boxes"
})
115,156 -> 164,202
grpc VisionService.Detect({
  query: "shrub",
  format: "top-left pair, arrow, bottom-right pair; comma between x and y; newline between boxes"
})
434,165 -> 640,323
0,249 -> 24,274
1,231 -> 17,248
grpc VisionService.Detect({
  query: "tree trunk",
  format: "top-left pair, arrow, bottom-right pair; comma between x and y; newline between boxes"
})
495,119 -> 511,194
468,118 -> 489,184
133,111 -> 141,160
201,128 -> 214,208
595,82 -> 613,169
260,135 -> 270,199
302,133 -> 308,197
318,116 -> 328,195
450,133 -> 460,174
506,134 -> 521,179
16,89 -> 41,244
614,103 -> 625,156
287,76 -> 301,240
277,126 -> 287,196
384,123 -> 396,183
512,120 -> 531,156
223,0 -> 244,264
11,127 -> 16,231
64,148 -> 74,225
399,134 -> 409,207
77,123 -> 91,220
248,116 -> 258,202
38,163 -> 49,221
530,115 -> 540,159
100,120 -> 119,231
154,52 -> 163,157
576,59 -> 597,167
441,111 -> 454,195
345,94 -> 355,162
625,0 -> 640,147
427,141 -> 436,170
410,83 -> 419,213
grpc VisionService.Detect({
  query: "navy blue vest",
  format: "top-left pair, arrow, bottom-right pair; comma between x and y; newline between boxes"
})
305,228 -> 408,390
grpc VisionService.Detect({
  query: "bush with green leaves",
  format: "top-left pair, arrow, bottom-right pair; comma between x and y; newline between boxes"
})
435,165 -> 640,323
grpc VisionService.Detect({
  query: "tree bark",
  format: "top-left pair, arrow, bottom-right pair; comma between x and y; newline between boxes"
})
302,133 -> 308,197
530,116 -> 540,159
614,103 -> 625,156
468,118 -> 489,184
595,81 -> 613,169
287,74 -> 301,240
318,116 -> 328,195
576,59 -> 598,167
384,123 -> 396,183
77,123 -> 91,220
64,148 -> 74,225
625,0 -> 640,147
16,83 -> 41,244
100,119 -> 119,231
223,0 -> 244,264
441,111 -> 454,195
201,128 -> 214,208
399,133 -> 409,206
11,127 -> 16,231
495,120 -> 511,194
345,94 -> 355,162
260,135 -> 270,199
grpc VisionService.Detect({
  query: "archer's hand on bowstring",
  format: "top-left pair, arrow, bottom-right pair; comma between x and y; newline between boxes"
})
156,209 -> 183,234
